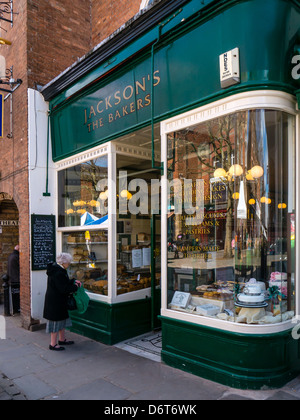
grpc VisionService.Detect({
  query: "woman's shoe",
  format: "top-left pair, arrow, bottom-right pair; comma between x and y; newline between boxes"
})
49,344 -> 65,351
58,340 -> 74,346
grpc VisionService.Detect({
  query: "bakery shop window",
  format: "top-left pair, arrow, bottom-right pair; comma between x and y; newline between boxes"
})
58,156 -> 108,228
58,155 -> 109,296
62,230 -> 109,295
167,110 -> 295,325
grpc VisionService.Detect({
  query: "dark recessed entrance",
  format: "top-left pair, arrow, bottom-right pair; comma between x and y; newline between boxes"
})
0,194 -> 19,304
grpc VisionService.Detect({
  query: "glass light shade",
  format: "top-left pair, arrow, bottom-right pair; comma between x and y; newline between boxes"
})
246,171 -> 254,181
232,192 -> 240,200
278,203 -> 287,209
73,200 -> 86,206
229,164 -> 243,177
250,165 -> 264,179
88,200 -> 98,207
120,189 -> 129,198
120,190 -> 132,200
249,199 -> 256,205
261,197 -> 271,204
214,168 -> 227,178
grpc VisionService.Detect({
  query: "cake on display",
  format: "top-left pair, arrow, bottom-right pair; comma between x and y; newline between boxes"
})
236,281 -> 268,308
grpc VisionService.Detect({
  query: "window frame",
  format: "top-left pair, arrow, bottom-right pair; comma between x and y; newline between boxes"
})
56,143 -> 112,304
140,0 -> 154,11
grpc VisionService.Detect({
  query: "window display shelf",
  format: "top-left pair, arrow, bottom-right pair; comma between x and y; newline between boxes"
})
71,259 -> 121,264
68,242 -> 108,245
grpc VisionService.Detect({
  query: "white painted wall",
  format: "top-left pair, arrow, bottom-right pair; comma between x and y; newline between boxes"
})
28,88 -> 57,320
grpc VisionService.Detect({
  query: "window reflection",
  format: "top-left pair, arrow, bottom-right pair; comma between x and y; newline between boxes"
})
58,156 -> 108,228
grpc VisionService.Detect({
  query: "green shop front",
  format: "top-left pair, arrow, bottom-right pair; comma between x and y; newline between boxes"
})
42,0 -> 300,389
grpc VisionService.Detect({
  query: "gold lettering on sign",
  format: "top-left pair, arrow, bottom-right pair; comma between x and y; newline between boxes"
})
83,71 -> 161,133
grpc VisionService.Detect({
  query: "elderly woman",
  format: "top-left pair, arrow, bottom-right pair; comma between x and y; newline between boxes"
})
43,253 -> 81,351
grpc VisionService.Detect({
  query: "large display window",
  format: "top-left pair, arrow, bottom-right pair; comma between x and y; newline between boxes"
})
58,153 -> 110,296
58,155 -> 108,228
57,127 -> 161,304
161,93 -> 297,329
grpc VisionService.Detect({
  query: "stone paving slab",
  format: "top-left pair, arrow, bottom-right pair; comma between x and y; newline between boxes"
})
0,373 -> 27,401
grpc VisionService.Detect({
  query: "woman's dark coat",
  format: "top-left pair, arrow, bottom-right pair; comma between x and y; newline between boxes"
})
43,263 -> 78,322
7,250 -> 20,285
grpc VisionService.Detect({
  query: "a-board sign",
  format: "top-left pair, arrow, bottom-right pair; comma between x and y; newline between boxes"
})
31,215 -> 56,271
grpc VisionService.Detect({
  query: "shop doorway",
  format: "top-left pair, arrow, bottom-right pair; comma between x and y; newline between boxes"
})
114,124 -> 161,332
115,329 -> 162,362
0,194 -> 19,307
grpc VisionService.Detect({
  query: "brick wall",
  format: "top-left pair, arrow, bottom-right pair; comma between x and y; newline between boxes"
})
27,0 -> 92,89
0,0 -> 29,326
91,0 -> 141,46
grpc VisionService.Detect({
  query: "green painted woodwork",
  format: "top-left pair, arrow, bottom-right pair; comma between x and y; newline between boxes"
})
297,89 -> 300,107
50,0 -> 300,162
160,316 -> 300,390
70,298 -> 153,345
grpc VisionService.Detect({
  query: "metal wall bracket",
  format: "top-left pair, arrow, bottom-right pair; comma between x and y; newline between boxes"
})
0,66 -> 22,95
0,1 -> 17,29
0,67 -> 23,139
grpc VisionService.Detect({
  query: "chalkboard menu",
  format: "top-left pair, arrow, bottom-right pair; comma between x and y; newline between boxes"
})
31,215 -> 56,271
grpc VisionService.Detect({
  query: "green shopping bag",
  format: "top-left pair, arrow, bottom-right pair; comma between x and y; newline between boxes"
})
73,286 -> 90,315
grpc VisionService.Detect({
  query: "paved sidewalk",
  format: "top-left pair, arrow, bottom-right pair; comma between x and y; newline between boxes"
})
0,308 -> 300,401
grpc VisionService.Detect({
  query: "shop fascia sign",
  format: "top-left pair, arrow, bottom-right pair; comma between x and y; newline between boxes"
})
0,220 -> 19,226
83,70 -> 161,135
219,47 -> 240,89
292,54 -> 300,80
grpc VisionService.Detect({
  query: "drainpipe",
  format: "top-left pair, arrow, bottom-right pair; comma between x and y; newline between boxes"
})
296,89 -> 300,109
150,7 -> 183,175
43,111 -> 51,197
150,24 -> 164,175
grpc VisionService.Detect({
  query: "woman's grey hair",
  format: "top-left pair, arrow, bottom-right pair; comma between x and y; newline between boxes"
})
57,253 -> 73,265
